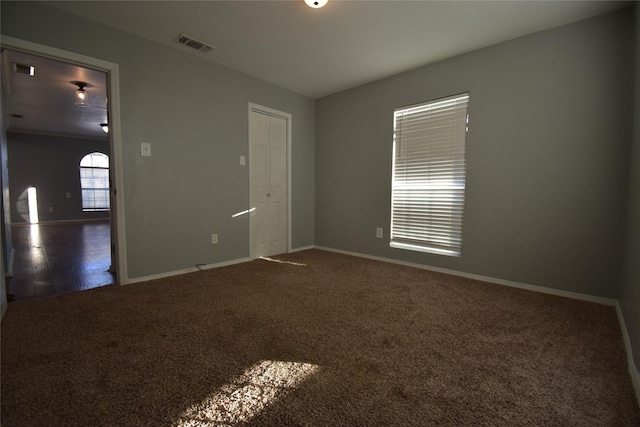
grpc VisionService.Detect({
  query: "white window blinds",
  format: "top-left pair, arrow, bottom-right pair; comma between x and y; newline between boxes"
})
79,152 -> 110,212
390,93 -> 469,257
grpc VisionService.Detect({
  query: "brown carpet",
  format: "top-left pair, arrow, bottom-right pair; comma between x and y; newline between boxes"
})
1,249 -> 639,426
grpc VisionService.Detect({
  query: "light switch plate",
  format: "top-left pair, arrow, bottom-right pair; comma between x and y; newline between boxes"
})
240,156 -> 246,166
141,142 -> 152,157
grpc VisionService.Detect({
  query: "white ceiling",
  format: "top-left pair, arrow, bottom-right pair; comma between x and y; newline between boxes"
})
49,0 -> 632,98
2,0 -> 632,140
2,49 -> 108,140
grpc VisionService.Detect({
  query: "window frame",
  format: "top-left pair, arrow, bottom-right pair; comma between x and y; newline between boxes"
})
390,93 -> 469,257
79,152 -> 110,212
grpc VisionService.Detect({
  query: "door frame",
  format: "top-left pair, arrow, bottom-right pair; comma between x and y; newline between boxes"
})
0,35 -> 128,285
248,103 -> 292,260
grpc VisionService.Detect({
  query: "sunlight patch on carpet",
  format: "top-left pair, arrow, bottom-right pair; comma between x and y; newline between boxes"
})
174,360 -> 319,426
259,256 -> 306,266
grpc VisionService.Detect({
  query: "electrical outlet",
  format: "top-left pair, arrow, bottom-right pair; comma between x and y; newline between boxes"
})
141,142 -> 152,157
212,234 -> 218,244
49,207 -> 54,212
376,227 -> 383,239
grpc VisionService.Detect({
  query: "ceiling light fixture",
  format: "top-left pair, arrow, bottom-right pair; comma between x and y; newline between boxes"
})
71,81 -> 90,107
304,0 -> 327,8
100,123 -> 109,134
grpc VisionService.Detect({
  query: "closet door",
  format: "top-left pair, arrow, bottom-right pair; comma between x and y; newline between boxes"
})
249,110 -> 287,258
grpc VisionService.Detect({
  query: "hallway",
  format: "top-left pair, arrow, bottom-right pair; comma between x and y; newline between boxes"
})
8,221 -> 114,301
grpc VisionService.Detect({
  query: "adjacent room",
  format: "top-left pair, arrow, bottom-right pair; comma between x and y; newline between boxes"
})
2,50 -> 114,301
1,1 -> 639,425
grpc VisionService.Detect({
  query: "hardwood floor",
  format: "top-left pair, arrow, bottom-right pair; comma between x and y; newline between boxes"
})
7,220 -> 114,301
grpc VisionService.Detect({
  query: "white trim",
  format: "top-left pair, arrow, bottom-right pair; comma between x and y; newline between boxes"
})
248,103 -> 293,259
1,35 -> 116,72
0,35 -> 128,285
290,245 -> 315,253
126,257 -> 252,285
7,246 -> 15,278
615,302 -> 640,406
7,128 -> 108,142
314,246 -> 617,306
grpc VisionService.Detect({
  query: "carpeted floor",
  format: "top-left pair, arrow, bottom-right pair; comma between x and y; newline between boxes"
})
2,249 -> 639,426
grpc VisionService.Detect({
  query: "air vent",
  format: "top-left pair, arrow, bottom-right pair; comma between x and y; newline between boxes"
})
13,63 -> 35,76
175,34 -> 215,53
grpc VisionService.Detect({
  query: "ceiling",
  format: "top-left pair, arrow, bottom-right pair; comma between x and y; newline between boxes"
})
2,49 -> 108,140
49,0 -> 632,98
2,0 -> 633,140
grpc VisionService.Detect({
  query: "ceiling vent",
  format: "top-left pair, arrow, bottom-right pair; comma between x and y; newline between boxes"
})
175,34 -> 215,53
13,63 -> 35,76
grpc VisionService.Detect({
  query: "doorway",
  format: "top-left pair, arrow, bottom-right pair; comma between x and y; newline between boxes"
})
0,36 -> 126,299
248,104 -> 291,259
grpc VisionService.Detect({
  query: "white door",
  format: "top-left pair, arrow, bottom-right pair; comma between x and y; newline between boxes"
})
250,109 -> 287,258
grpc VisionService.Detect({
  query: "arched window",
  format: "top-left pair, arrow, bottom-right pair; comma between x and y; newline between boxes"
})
80,152 -> 110,212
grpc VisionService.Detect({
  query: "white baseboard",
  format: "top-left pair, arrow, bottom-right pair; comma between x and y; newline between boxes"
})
615,302 -> 640,407
126,246 -> 314,284
314,246 -> 616,306
125,247 -> 317,285
125,257 -> 252,285
290,245 -> 315,253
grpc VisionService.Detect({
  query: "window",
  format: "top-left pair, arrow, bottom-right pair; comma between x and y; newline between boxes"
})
27,186 -> 39,224
80,152 -> 110,212
390,93 -> 469,257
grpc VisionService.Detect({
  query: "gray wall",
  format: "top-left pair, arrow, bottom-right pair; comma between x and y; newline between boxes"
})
316,8 -> 634,299
1,1 -> 315,279
7,132 -> 109,223
621,3 -> 640,372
